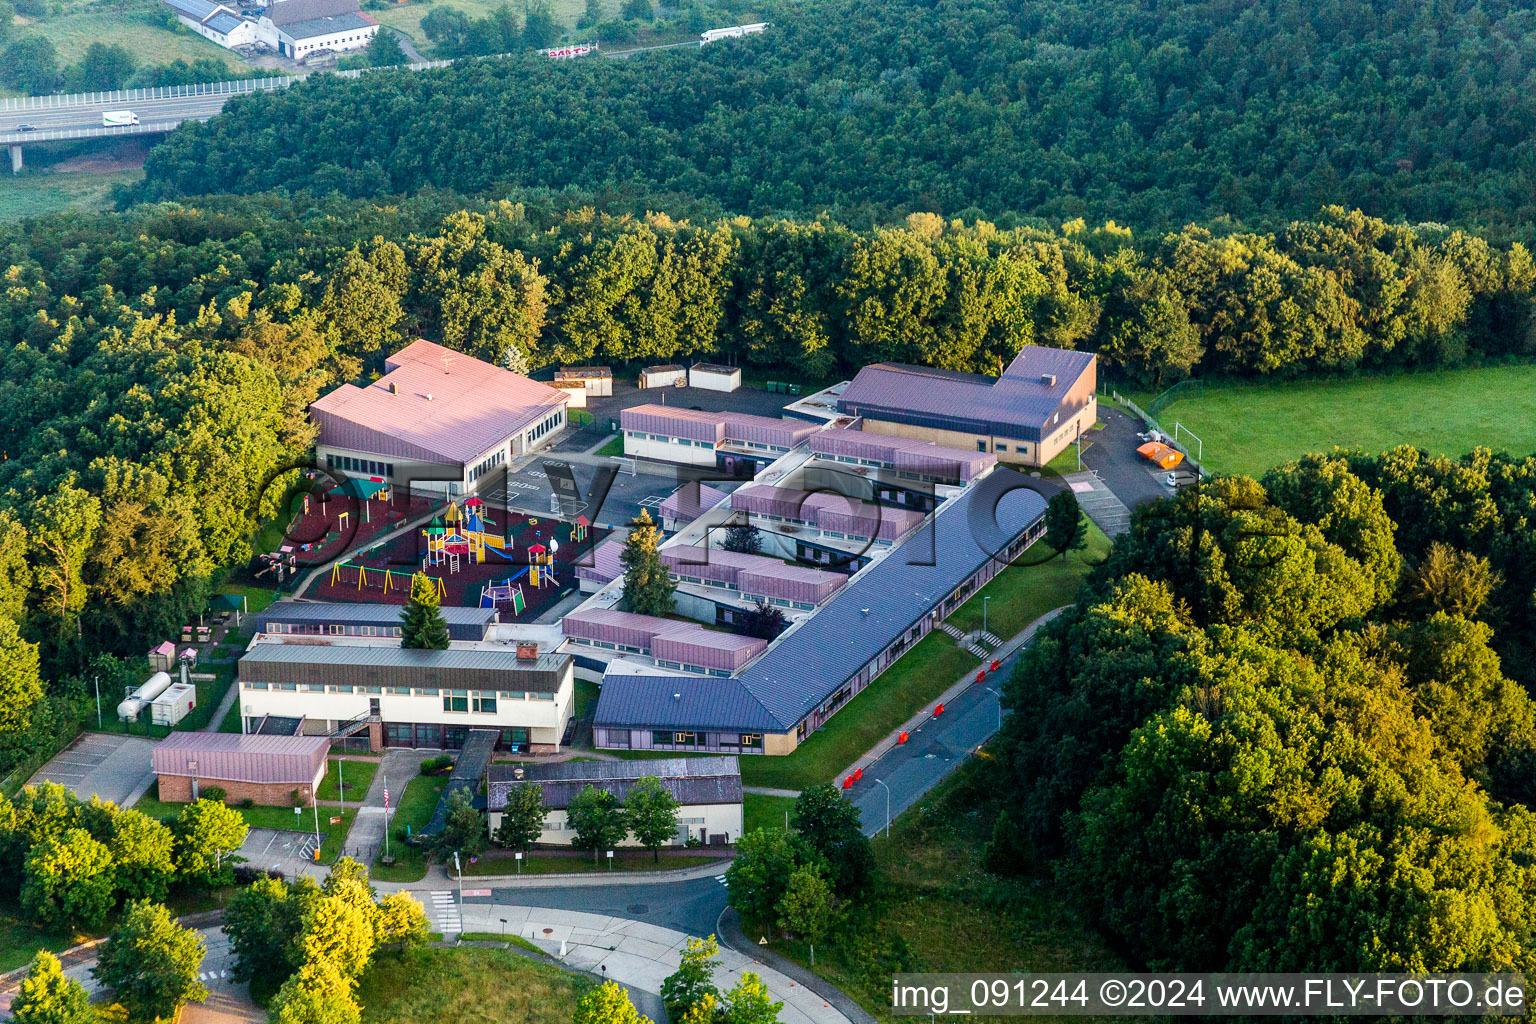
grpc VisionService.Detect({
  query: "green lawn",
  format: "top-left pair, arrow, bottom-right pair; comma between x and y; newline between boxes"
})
356,945 -> 590,1024
593,435 -> 625,458
1152,363 -> 1536,478
215,585 -> 279,616
738,530 -> 1107,792
743,793 -> 796,833
456,851 -> 725,876
459,932 -> 544,955
389,774 -> 445,841
19,4 -> 251,68
372,847 -> 429,883
317,757 -> 380,803
0,168 -> 142,221
762,761 -> 1122,1023
0,902 -> 92,972
218,699 -> 243,733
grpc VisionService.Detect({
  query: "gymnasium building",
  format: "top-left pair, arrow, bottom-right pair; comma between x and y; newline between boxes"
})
310,340 -> 569,497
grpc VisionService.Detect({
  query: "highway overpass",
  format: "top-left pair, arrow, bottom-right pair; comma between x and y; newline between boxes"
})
0,40 -> 707,171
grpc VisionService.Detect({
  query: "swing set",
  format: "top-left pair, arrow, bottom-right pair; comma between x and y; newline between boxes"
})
329,561 -> 445,600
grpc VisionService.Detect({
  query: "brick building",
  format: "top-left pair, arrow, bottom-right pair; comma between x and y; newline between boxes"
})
152,732 -> 329,806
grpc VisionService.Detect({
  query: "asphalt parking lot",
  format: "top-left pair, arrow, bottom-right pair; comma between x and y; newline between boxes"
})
239,826 -> 322,876
1080,406 -> 1183,508
28,733 -> 155,804
480,456 -> 732,531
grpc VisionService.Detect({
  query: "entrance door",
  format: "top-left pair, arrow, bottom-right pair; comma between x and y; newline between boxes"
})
369,698 -> 380,716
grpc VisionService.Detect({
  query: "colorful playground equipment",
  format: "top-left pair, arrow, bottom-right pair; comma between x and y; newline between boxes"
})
422,499 -> 496,571
480,578 -> 527,613
329,561 -> 445,599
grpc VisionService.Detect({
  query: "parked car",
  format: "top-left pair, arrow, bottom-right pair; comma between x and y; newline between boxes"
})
14,124 -> 36,132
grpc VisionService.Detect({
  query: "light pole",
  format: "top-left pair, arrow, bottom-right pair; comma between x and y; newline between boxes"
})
985,687 -> 1004,733
453,851 -> 465,943
872,778 -> 891,838
93,675 -> 101,730
337,756 -> 345,816
982,596 -> 991,637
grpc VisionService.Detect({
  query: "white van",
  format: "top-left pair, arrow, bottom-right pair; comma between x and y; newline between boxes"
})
102,111 -> 139,127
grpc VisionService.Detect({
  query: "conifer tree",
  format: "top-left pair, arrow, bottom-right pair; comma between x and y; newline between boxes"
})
400,573 -> 450,649
620,510 -> 675,617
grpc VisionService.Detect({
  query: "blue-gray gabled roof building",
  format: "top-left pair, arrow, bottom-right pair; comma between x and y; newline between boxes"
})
593,469 -> 1052,754
836,346 -> 1097,469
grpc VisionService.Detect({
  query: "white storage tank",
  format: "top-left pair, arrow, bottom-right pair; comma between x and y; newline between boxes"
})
118,671 -> 173,720
150,682 -> 197,727
689,362 -> 742,392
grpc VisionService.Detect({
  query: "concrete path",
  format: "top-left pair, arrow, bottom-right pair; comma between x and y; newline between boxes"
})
201,680 -> 240,733
449,900 -> 851,1024
0,925 -> 236,1014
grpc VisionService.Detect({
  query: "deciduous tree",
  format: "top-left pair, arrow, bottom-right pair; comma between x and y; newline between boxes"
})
92,900 -> 208,1023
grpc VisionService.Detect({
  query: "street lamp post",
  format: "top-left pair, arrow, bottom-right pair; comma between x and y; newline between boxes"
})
453,851 -> 465,943
983,596 -> 991,637
872,778 -> 891,838
985,687 -> 1004,733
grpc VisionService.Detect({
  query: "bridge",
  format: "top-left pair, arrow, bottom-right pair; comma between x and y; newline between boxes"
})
0,40 -> 709,171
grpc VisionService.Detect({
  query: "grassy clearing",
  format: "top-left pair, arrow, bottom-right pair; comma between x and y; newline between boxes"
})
738,530 -> 1107,792
22,8 -> 250,67
356,945 -> 591,1024
0,901 -> 92,973
0,168 -> 141,220
215,585 -> 279,616
1153,363 -> 1536,478
370,0 -> 587,45
131,782 -> 353,860
764,762 -> 1122,1023
218,700 -> 243,733
593,435 -> 625,458
372,847 -> 429,883
318,757 -> 380,803
459,932 -> 545,954
743,793 -> 796,832
455,851 -> 724,876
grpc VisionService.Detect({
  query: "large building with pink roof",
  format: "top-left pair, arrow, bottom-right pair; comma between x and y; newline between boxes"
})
310,340 -> 569,496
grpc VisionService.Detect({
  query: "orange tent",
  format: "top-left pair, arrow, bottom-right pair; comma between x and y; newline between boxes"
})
1137,441 -> 1185,470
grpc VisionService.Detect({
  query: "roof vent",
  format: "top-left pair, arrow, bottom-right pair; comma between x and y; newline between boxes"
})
673,692 -> 681,700
388,382 -> 398,395
424,392 -> 433,401
1040,373 -> 1057,387
861,608 -> 870,615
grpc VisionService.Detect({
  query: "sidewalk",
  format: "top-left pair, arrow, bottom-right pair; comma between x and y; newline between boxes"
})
390,857 -> 730,891
453,901 -> 851,1024
837,605 -> 1070,782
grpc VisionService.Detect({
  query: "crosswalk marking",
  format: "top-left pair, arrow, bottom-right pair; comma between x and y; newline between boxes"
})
714,874 -> 728,886
427,890 -> 462,934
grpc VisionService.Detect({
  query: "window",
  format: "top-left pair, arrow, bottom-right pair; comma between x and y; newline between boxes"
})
473,692 -> 497,714
328,685 -> 353,694
673,732 -> 696,746
328,625 -> 344,635
416,687 -> 439,697
532,691 -> 554,701
362,686 -> 382,694
245,681 -> 268,690
976,440 -> 987,451
996,443 -> 1008,452
443,690 -> 469,713
301,684 -> 324,693
277,683 -> 297,691
652,730 -> 672,746
387,687 -> 410,695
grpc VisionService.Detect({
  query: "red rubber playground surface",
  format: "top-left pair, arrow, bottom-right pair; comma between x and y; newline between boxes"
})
307,512 -> 608,615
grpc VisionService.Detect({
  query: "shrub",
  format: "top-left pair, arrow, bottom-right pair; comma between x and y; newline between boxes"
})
202,786 -> 227,804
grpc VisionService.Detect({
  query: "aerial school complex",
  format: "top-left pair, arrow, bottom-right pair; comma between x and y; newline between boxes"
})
582,346 -> 1098,755
232,340 -> 1096,759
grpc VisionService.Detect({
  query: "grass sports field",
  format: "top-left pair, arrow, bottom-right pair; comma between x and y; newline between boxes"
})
1151,363 -> 1536,478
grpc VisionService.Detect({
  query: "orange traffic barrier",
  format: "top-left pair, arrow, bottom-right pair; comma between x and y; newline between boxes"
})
934,702 -> 945,716
898,730 -> 909,744
853,767 -> 863,781
842,775 -> 853,789
976,669 -> 986,682
990,658 -> 1000,672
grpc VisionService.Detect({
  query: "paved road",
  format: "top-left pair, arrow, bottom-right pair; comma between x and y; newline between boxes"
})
0,92 -> 236,144
458,874 -> 732,940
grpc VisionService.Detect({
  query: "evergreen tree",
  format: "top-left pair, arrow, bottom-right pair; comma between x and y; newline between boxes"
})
425,789 -> 486,863
10,952 -> 91,1024
620,510 -> 674,617
1043,490 -> 1087,561
365,29 -> 408,67
400,573 -> 450,649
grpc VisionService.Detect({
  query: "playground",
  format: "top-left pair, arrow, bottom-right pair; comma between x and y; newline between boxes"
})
308,499 -> 607,615
251,476 -> 434,587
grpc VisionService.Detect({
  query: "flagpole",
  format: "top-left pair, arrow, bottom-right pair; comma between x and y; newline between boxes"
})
383,768 -> 392,859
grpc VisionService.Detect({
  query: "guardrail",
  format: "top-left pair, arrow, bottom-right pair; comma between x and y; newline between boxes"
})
0,119 -> 205,145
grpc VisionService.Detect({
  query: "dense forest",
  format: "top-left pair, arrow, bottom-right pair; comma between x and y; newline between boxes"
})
2,189 -> 1533,749
992,451 -> 1536,971
137,0 -> 1536,239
